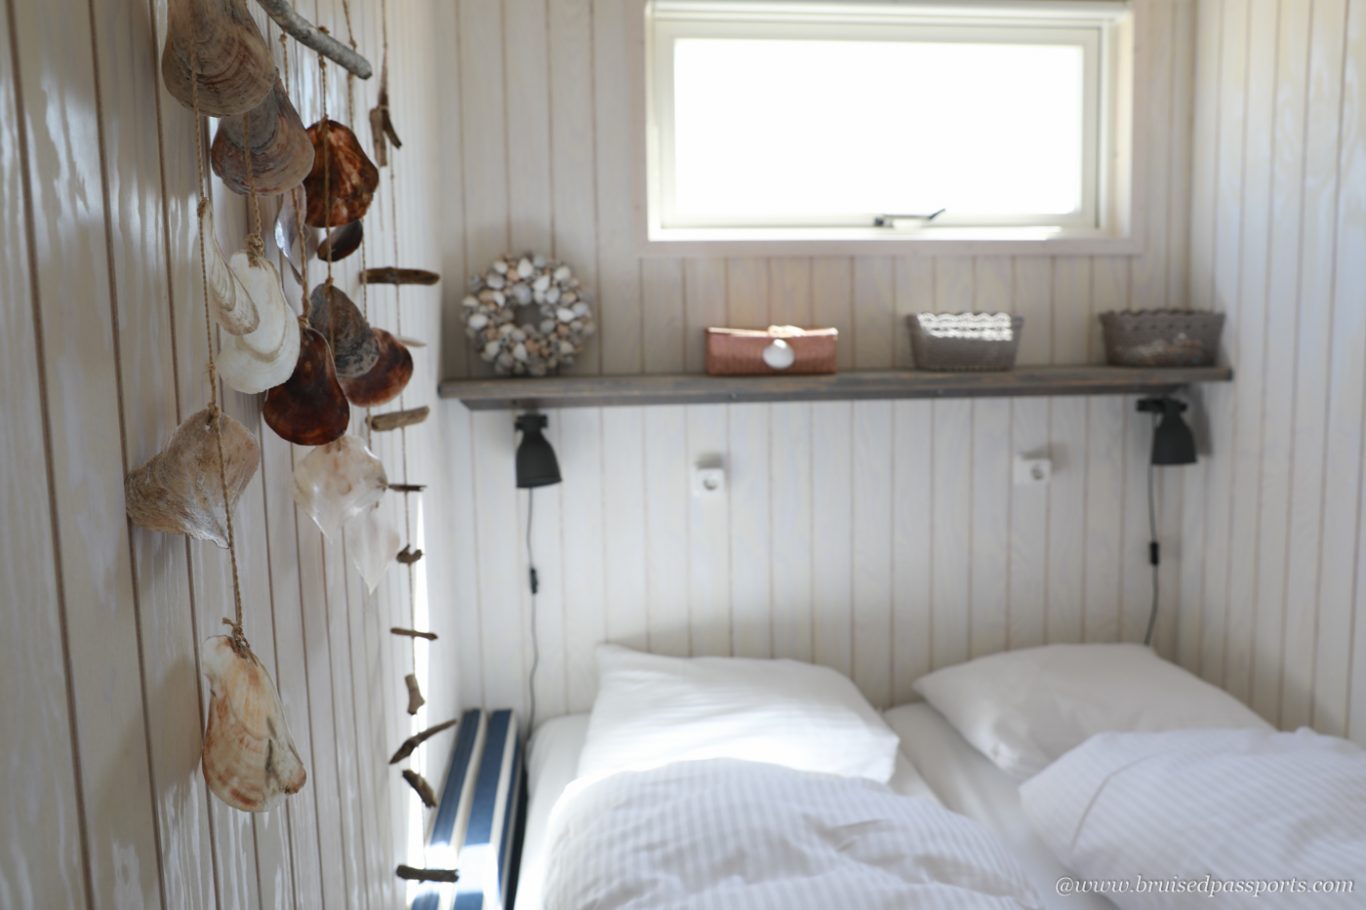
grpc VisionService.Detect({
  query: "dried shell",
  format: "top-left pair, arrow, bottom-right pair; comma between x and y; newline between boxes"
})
197,200 -> 258,335
125,406 -> 260,548
338,329 -> 413,407
307,283 -> 379,378
263,326 -> 351,446
343,502 -> 399,593
294,435 -> 388,537
161,0 -> 275,117
302,119 -> 379,228
274,189 -> 316,282
201,635 -> 306,812
218,253 -> 300,394
211,77 -> 314,195
316,221 -> 363,263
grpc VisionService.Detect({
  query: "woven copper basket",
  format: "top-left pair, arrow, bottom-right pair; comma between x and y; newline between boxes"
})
705,326 -> 838,376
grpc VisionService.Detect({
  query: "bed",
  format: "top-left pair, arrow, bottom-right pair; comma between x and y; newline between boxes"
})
516,707 -> 1108,910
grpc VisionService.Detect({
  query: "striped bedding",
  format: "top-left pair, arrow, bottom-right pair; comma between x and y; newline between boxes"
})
540,758 -> 1042,909
1021,728 -> 1366,908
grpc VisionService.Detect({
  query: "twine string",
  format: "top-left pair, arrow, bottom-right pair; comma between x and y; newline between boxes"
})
281,35 -> 310,322
189,15 -> 246,649
243,108 -> 264,260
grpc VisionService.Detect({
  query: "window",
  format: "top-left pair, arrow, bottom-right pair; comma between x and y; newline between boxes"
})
647,1 -> 1133,243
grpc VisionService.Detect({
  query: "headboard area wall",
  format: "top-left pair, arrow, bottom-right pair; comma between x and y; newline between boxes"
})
436,0 -> 1209,721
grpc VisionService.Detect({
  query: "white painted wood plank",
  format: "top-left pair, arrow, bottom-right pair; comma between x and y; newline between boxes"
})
0,2 -> 87,900
891,401 -> 933,703
1312,0 -> 1366,737
970,399 -> 1011,658
769,402 -> 814,664
810,402 -> 853,675
1008,259 -> 1051,650
434,0 -> 470,379
525,417 -> 568,721
643,406 -> 691,657
853,257 -> 895,368
1250,0 -> 1311,724
893,257 -> 933,369
548,0 -> 600,374
470,411 -> 527,716
811,258 -> 854,371
1131,0 -> 1173,312
726,258 -> 768,327
683,259 -> 727,373
602,408 -> 650,651
1220,0 -> 1277,702
1282,0 -> 1347,729
686,404 -> 732,655
728,403 -> 772,658
1084,260 -> 1128,642
768,257 -> 813,329
558,409 -> 607,711
973,257 -> 1012,313
12,0 -> 164,903
458,0 -> 510,287
594,0 -> 643,373
505,0 -> 552,254
852,401 -> 893,705
641,258 -> 686,373
931,400 -> 973,668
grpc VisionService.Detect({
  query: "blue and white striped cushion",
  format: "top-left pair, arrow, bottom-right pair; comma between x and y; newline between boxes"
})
413,709 -> 525,910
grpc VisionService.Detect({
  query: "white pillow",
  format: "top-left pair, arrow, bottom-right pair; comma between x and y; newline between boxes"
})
912,643 -> 1270,780
576,645 -> 900,784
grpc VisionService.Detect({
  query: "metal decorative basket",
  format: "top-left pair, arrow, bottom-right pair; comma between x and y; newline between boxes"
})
1099,310 -> 1225,367
908,313 -> 1023,372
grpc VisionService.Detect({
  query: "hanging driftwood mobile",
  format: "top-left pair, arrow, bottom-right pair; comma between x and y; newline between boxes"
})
395,866 -> 458,884
303,120 -> 379,227
202,633 -> 308,812
368,406 -> 428,433
391,627 -> 437,641
360,267 -> 439,286
404,673 -> 425,714
401,769 -> 437,808
390,718 -> 458,764
211,77 -> 314,195
162,0 -> 370,121
125,406 -> 260,547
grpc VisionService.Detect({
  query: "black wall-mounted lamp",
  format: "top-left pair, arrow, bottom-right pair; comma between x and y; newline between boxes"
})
515,412 -> 561,489
1135,395 -> 1198,647
1137,396 -> 1198,466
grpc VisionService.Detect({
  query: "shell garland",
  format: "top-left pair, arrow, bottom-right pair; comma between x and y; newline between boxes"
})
462,253 -> 595,376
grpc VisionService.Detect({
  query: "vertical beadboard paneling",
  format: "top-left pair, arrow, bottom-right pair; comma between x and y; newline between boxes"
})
0,0 -> 457,903
1185,0 -> 1366,746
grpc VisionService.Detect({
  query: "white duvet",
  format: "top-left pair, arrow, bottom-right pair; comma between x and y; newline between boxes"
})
540,759 -> 1042,910
1021,728 -> 1366,908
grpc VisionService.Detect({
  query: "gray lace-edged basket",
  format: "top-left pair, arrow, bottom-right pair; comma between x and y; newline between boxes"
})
1098,310 -> 1225,367
908,313 -> 1023,372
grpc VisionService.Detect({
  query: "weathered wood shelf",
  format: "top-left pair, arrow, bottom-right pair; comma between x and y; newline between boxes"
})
438,365 -> 1233,411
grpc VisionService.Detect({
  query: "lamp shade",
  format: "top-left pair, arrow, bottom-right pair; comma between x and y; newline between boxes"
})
515,413 -> 561,488
1138,397 -> 1198,466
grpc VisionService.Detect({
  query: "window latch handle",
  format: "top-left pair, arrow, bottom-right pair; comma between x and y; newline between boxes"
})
874,208 -> 946,227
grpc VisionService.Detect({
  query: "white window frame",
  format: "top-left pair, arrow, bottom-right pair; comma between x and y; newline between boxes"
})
642,0 -> 1139,255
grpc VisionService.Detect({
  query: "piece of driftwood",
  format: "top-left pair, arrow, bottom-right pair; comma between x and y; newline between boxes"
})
368,406 -> 429,432
395,865 -> 458,884
256,0 -> 373,78
369,75 -> 402,166
360,267 -> 439,286
389,483 -> 426,493
390,626 -> 437,640
405,673 -> 425,715
402,769 -> 437,807
390,718 -> 458,764
396,545 -> 423,565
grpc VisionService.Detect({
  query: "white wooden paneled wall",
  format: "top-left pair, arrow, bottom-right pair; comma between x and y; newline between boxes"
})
0,1 -> 458,907
1183,0 -> 1366,744
438,1 -> 1205,721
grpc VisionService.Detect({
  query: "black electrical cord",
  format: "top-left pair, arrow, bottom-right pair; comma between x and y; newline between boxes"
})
1144,414 -> 1160,647
526,489 -> 541,733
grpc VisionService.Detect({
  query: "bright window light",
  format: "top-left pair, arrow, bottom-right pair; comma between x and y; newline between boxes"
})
649,2 -> 1127,234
